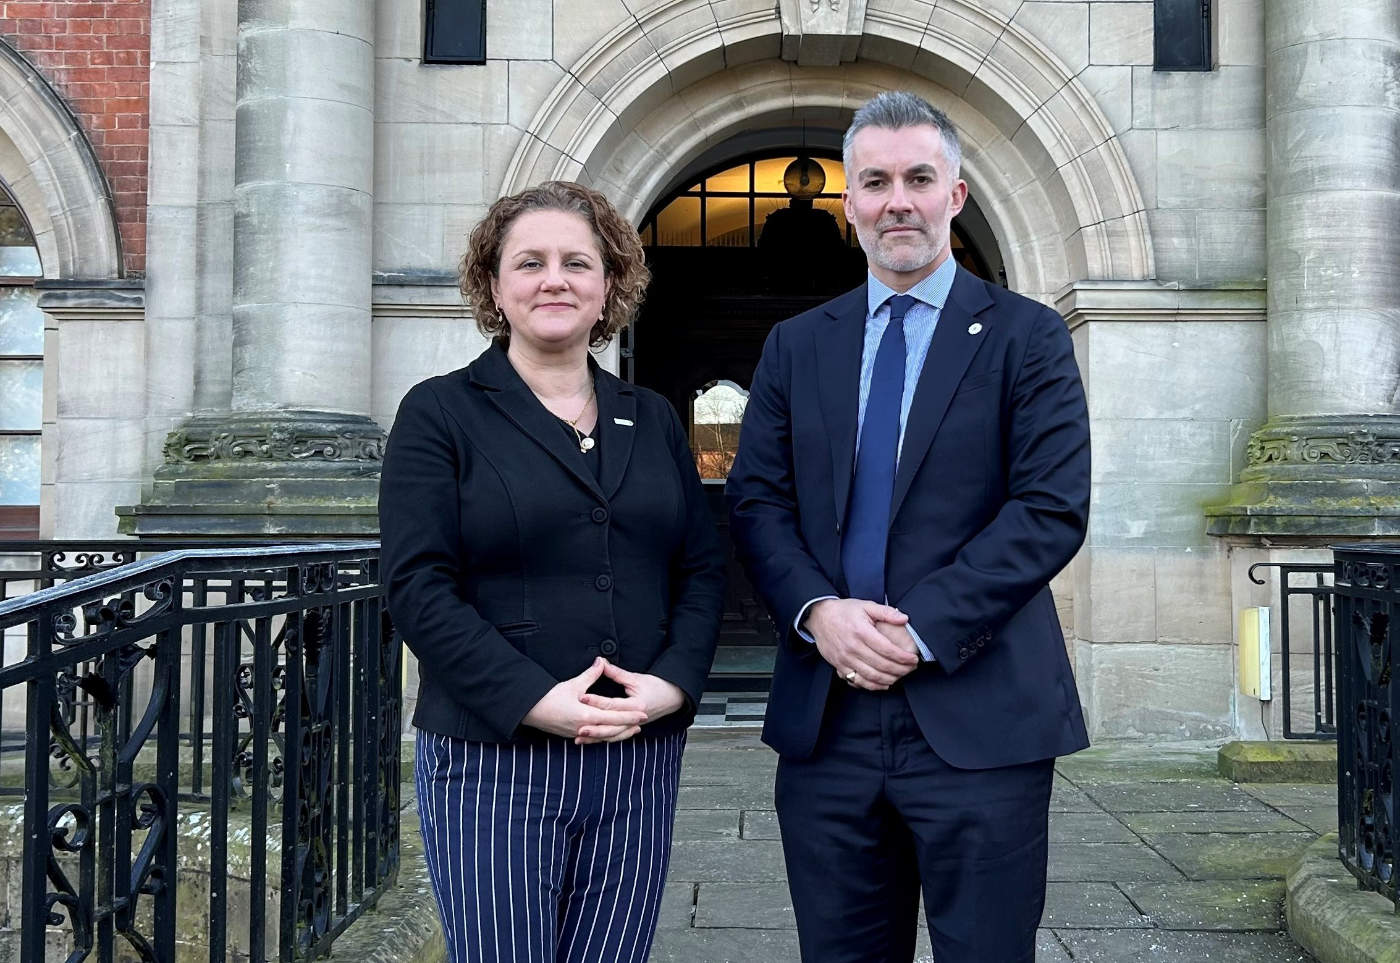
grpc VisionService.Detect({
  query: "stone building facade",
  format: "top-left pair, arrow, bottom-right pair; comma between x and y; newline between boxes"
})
1,0 -> 1395,741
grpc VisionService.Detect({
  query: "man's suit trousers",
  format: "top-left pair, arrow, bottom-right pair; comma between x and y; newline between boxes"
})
776,683 -> 1055,963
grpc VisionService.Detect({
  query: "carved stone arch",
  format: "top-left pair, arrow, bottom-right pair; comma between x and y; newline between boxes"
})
502,0 -> 1153,300
0,38 -> 121,279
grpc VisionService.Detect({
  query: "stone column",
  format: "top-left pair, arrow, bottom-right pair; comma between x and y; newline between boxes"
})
119,0 -> 382,536
1207,0 -> 1400,536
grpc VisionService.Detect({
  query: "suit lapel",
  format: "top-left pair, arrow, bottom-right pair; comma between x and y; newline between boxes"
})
889,268 -> 993,520
470,342 -> 606,503
594,366 -> 636,500
816,286 -> 868,526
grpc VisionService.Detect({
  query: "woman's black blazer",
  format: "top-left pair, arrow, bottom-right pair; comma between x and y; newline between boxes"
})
380,340 -> 725,743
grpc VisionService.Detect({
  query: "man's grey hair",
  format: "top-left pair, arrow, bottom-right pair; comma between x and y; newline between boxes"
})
842,91 -> 962,178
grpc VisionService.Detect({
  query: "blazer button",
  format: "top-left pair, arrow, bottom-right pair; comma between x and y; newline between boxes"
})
958,647 -> 970,660
599,638 -> 618,656
591,507 -> 608,523
595,573 -> 613,591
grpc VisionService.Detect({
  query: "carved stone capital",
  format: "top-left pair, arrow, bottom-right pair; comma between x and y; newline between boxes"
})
1207,415 -> 1400,538
1241,416 -> 1400,481
161,412 -> 386,466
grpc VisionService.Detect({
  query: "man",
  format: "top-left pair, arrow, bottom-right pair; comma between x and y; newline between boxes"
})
726,91 -> 1091,962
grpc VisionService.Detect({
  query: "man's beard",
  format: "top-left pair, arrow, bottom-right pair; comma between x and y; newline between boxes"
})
857,215 -> 941,274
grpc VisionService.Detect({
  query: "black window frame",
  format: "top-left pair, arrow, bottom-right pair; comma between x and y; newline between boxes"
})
423,0 -> 488,66
1154,0 -> 1213,72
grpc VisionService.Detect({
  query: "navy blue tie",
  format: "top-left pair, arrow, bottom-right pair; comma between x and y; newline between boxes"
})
842,294 -> 915,604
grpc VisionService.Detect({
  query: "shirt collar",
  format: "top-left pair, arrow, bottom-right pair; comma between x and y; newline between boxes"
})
865,255 -> 958,318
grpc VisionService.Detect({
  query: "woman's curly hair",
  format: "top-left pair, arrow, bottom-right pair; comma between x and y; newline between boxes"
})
459,181 -> 650,347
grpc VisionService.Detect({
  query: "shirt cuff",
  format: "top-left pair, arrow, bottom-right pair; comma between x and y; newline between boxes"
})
906,622 -> 935,662
794,595 -> 839,643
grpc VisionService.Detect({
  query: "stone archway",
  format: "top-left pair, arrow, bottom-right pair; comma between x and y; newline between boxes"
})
0,38 -> 121,279
501,0 -> 1153,305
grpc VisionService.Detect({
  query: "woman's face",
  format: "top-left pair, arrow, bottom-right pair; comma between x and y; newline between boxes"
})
490,209 -> 609,355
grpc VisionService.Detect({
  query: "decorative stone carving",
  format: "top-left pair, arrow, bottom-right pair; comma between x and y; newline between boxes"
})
1242,417 -> 1400,472
163,419 -> 386,465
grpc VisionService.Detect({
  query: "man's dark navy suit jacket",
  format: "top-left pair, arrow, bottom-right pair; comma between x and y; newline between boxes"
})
726,265 -> 1091,769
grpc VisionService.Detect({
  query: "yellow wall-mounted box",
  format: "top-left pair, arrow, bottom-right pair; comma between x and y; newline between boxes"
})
1238,606 -> 1272,701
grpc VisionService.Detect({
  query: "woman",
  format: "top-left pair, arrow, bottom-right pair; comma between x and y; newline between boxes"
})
380,180 -> 724,963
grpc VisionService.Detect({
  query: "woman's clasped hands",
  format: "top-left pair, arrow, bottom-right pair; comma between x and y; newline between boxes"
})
522,657 -> 686,745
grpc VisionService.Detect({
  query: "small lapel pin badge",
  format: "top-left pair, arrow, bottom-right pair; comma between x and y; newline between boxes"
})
613,417 -> 634,427
967,322 -> 983,335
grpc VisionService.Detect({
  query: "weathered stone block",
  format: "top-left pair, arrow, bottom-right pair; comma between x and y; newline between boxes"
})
1133,66 -> 1265,130
1217,741 -> 1337,784
1089,2 -> 1152,65
1075,641 -> 1234,739
377,58 -> 509,127
1158,129 -> 1266,209
1013,2 -> 1089,75
487,0 -> 553,59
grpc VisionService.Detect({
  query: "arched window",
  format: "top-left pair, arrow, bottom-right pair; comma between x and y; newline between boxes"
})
639,151 -> 994,278
0,182 -> 42,538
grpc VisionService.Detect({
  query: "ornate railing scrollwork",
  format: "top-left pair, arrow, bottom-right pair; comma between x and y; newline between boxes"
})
0,541 -> 398,962
1335,546 -> 1400,911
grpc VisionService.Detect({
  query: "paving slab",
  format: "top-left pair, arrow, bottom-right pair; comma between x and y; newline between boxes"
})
677,783 -> 775,811
673,809 -> 742,841
656,880 -> 697,931
740,810 -> 779,840
1036,930 -> 1074,962
1121,878 -> 1285,931
1041,881 -> 1149,929
1242,783 -> 1338,809
667,840 -> 789,882
1055,929 -> 1318,961
649,926 -> 801,962
1049,811 -> 1138,844
1049,780 -> 1103,813
1055,744 -> 1221,784
1047,842 -> 1184,882
1145,831 -> 1318,880
693,882 -> 795,929
1275,806 -> 1339,835
1119,808 -> 1310,834
1082,780 -> 1274,813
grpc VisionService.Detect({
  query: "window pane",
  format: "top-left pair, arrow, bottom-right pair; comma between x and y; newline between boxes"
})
753,157 -> 796,194
705,196 -> 750,247
654,196 -> 701,246
0,360 -> 41,430
753,196 -> 789,244
816,157 -> 846,196
704,163 -> 750,194
0,287 -> 43,354
0,205 -> 33,246
691,381 -> 748,480
813,197 -> 848,236
0,247 -> 40,278
1155,0 -> 1210,69
0,435 -> 39,504
423,0 -> 486,63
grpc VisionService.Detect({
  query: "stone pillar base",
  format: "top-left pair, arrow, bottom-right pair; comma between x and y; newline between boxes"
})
1206,415 -> 1400,537
116,411 -> 386,537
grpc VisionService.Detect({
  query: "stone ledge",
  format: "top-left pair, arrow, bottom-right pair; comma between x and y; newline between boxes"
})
1218,740 -> 1337,783
1287,833 -> 1400,963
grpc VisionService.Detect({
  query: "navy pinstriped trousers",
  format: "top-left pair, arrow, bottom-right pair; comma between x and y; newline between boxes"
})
415,728 -> 686,963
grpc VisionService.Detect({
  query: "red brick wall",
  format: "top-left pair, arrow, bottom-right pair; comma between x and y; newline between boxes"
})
2,0 -> 150,276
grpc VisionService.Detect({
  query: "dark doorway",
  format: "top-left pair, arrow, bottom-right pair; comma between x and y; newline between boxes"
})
629,151 -> 1000,687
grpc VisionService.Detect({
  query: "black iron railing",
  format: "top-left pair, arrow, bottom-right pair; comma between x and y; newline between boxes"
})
1333,546 -> 1398,912
0,541 -> 402,961
1248,562 -> 1337,740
